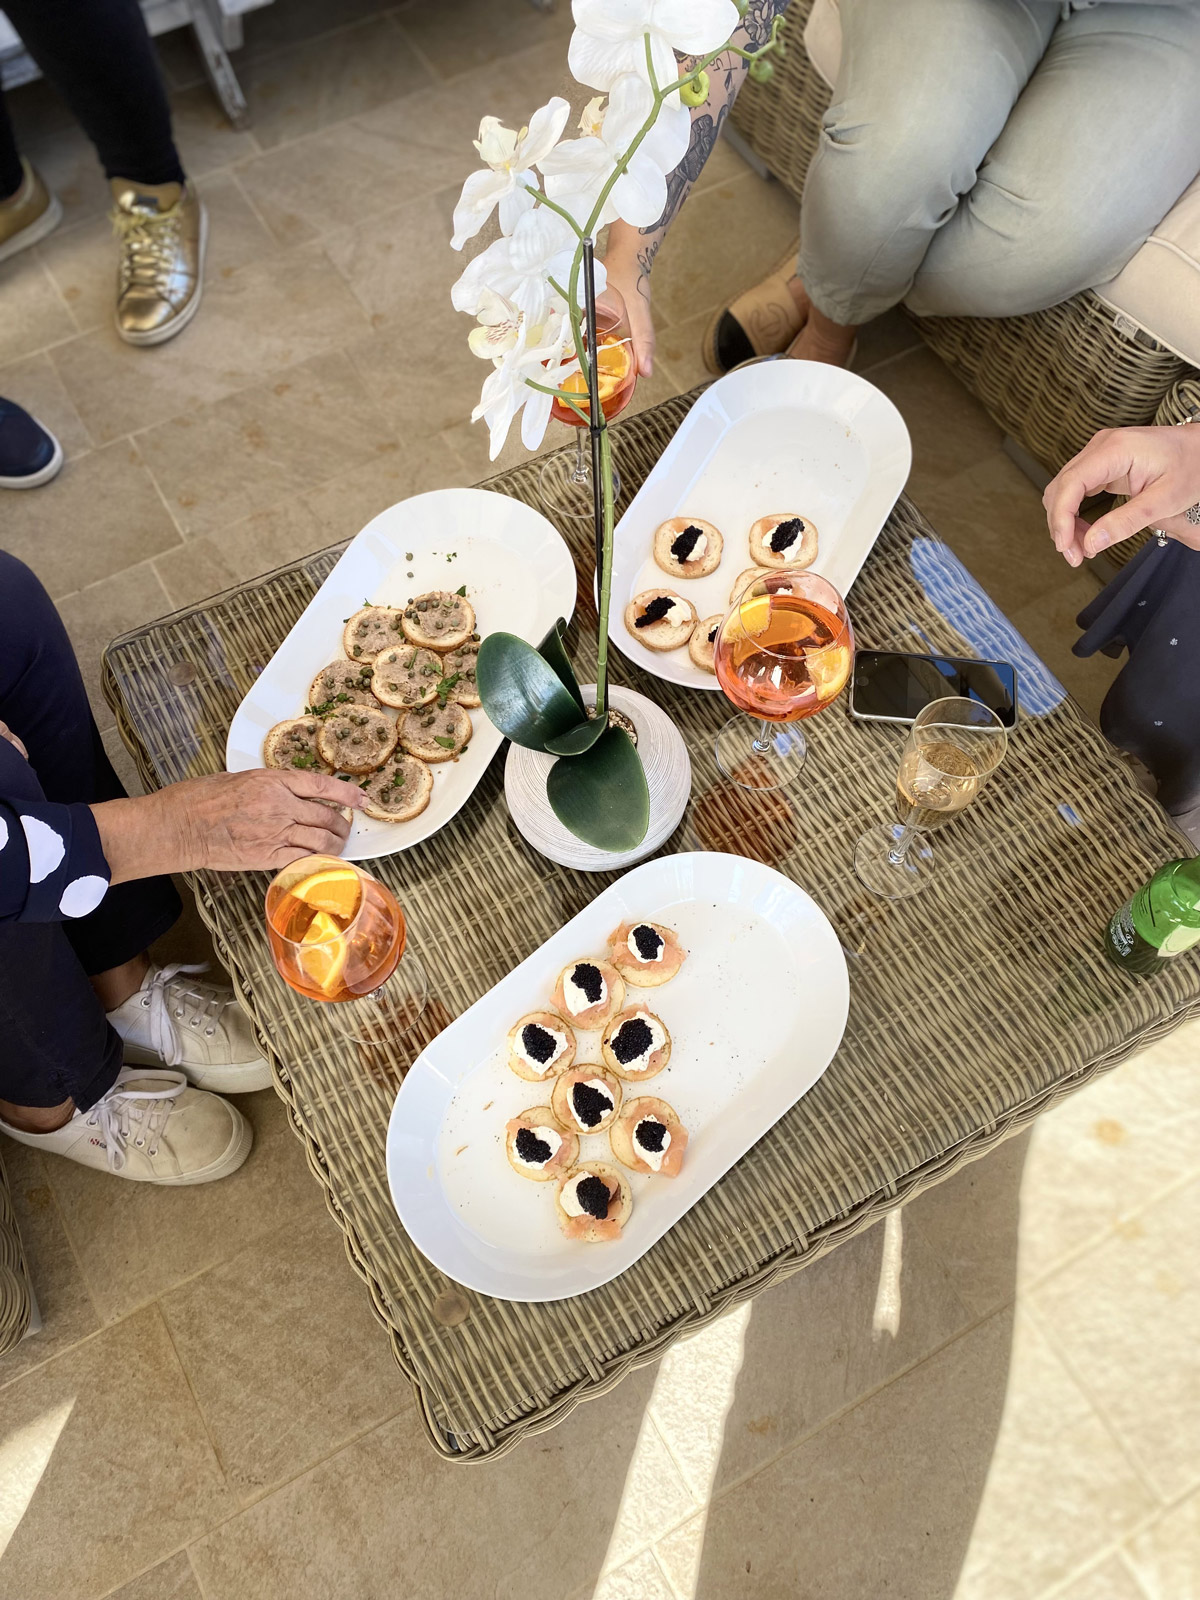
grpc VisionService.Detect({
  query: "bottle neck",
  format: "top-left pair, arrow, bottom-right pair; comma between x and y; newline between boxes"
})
1166,855 -> 1200,906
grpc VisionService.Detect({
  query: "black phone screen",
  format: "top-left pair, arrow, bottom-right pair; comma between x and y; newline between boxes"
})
851,651 -> 1018,726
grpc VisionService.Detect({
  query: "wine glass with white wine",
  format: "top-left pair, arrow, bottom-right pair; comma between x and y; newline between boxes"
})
853,697 -> 1007,899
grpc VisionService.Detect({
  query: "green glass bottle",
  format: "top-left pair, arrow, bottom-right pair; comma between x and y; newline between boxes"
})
1105,856 -> 1200,975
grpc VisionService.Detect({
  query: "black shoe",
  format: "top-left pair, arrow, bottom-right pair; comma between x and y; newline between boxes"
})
0,396 -> 63,489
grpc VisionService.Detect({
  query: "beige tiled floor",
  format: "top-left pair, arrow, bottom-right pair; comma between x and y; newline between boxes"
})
1,4 -> 1196,1598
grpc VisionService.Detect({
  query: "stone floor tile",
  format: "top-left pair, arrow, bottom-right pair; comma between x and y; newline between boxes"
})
650,173 -> 800,333
135,350 -> 394,536
904,1133 -> 1028,1320
102,724 -> 144,798
1013,1051 -> 1200,1289
0,1306 -> 233,1600
577,1548 -> 677,1600
0,251 -> 75,365
239,15 -> 433,151
0,1142 -> 99,1390
239,0 -> 398,63
236,110 -> 467,247
168,81 -> 260,176
153,499 -> 328,609
953,1311 -> 1155,1600
855,306 -> 925,372
395,0 -> 572,82
871,346 -> 1005,503
1053,1555 -> 1150,1600
0,439 -> 181,600
51,241 -> 371,445
9,119 -> 112,230
40,170 -> 281,336
321,187 -> 458,331
54,561 -> 174,733
658,1310 -> 1017,1600
1006,572 -> 1120,726
653,1216 -> 975,1496
0,349 -> 92,457
343,312 -> 484,442
104,1550 -> 203,1600
44,1088 -> 326,1324
654,307 -> 717,397
1127,1487 -> 1200,1600
187,1363 -> 673,1600
915,449 -> 1083,617
1031,1175 -> 1200,1505
160,1212 -> 410,1502
300,442 -> 464,542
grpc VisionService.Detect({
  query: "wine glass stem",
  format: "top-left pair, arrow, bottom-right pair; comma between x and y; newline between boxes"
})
752,718 -> 773,755
887,821 -> 921,867
571,429 -> 588,486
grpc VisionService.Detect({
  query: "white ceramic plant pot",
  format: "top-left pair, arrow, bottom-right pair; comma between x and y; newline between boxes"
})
504,684 -> 691,872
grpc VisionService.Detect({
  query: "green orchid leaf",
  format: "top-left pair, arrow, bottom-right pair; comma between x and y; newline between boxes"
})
546,727 -> 650,852
544,715 -> 608,756
537,618 -> 586,713
476,631 -> 586,750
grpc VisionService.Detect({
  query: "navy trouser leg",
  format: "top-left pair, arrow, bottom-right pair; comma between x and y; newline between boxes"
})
1,0 -> 185,187
0,554 -> 180,1110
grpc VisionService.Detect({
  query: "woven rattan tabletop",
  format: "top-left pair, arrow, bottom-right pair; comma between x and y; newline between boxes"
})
103,389 -> 1200,1460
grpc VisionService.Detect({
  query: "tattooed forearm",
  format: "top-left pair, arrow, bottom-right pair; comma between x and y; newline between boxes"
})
605,0 -> 790,284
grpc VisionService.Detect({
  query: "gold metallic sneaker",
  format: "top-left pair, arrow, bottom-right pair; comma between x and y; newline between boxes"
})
110,177 -> 207,346
0,157 -> 63,264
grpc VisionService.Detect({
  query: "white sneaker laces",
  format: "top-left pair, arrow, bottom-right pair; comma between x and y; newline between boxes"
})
86,1071 -> 187,1173
138,963 -> 226,1067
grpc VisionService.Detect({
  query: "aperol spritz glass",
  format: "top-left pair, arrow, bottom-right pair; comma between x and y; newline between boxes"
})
713,568 -> 853,789
538,291 -> 635,520
265,855 -> 427,1042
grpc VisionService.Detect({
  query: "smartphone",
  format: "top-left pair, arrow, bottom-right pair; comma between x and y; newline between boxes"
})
850,650 -> 1019,727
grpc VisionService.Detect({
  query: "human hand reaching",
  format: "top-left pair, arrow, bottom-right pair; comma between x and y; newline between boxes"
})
93,768 -> 366,885
1043,422 -> 1200,566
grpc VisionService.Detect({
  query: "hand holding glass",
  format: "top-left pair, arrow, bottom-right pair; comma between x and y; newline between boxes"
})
854,697 -> 1007,898
712,568 -> 853,789
538,290 -> 635,520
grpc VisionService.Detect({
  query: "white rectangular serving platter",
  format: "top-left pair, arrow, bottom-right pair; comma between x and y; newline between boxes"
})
386,852 -> 850,1303
225,487 -> 577,861
609,360 -> 912,690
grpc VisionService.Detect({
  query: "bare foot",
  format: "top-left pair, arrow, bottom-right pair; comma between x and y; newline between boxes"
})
785,289 -> 858,367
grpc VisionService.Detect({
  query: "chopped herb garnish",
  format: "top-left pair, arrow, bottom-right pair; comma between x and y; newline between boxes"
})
434,735 -> 457,749
291,753 -> 315,769
455,584 -> 467,596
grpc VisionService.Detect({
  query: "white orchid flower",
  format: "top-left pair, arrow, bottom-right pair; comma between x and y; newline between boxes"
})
540,71 -> 689,229
578,95 -> 606,138
452,207 -> 606,326
471,310 -> 578,459
467,288 -> 524,359
568,0 -> 739,92
450,97 -> 571,250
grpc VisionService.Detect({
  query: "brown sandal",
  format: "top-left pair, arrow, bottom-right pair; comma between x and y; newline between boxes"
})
701,244 -> 802,375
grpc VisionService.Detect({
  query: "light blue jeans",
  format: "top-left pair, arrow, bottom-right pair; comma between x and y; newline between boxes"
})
798,0 -> 1200,323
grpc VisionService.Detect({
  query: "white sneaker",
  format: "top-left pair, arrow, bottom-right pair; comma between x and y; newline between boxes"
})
0,1067 -> 251,1185
108,963 -> 272,1094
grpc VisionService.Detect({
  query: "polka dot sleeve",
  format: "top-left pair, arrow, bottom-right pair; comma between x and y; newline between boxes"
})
0,798 -> 111,923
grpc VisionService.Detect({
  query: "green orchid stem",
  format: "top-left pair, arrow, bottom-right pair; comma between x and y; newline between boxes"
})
518,25 -> 786,723
524,376 -> 589,426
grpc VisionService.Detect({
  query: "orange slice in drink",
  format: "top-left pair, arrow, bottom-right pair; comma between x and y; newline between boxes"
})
736,594 -> 772,638
558,339 -> 632,410
292,865 -> 361,922
297,909 -> 349,995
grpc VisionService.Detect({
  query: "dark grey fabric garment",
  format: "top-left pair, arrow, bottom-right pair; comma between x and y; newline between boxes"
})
1075,539 -> 1200,815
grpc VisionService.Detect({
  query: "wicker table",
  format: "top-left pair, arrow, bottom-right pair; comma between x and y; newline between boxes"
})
104,390 -> 1200,1461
